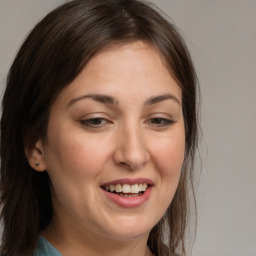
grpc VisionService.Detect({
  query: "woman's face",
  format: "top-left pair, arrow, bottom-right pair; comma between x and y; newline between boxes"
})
36,41 -> 185,242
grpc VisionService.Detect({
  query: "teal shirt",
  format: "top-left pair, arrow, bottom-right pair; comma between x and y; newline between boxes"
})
33,236 -> 62,256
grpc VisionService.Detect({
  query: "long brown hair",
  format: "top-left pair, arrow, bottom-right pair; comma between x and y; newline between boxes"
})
0,0 -> 199,255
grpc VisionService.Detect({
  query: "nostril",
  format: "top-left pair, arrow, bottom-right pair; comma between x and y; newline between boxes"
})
119,161 -> 130,167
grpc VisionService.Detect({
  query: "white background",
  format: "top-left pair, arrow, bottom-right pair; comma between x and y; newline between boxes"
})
0,1 -> 255,256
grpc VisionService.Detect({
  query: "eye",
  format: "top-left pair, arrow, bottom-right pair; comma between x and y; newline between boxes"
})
147,117 -> 175,127
80,118 -> 109,128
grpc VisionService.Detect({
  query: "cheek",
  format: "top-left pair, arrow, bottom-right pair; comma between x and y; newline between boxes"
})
45,129 -> 112,180
151,133 -> 185,177
146,131 -> 185,222
43,130 -> 112,216
67,135 -> 114,176
150,127 -> 185,205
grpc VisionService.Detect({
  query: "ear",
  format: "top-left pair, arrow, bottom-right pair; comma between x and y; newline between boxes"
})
25,140 -> 47,172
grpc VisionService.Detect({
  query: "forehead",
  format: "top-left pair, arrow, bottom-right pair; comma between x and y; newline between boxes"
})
54,41 -> 182,107
85,41 -> 172,78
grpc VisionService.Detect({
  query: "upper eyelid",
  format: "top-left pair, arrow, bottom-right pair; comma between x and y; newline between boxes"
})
77,109 -> 178,120
145,112 -> 175,120
80,117 -> 109,122
146,117 -> 175,123
79,113 -> 175,120
80,112 -> 110,119
80,118 -> 111,128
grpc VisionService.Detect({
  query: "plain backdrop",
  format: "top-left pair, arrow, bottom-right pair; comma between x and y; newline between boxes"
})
0,1 -> 255,256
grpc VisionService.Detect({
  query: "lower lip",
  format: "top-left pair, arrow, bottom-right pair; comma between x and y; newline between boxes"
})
102,186 -> 153,208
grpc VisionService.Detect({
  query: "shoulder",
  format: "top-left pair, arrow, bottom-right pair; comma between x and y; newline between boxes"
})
33,236 -> 62,256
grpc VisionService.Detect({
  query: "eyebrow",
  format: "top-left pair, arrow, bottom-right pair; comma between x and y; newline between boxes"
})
67,93 -> 181,108
144,94 -> 181,106
67,94 -> 118,108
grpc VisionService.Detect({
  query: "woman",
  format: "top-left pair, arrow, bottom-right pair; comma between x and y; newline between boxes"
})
0,0 -> 199,255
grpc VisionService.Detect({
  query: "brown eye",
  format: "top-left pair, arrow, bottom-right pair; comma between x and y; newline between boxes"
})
80,118 -> 108,127
145,116 -> 176,130
149,118 -> 174,126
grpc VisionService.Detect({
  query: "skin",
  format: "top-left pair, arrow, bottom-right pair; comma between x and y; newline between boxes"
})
28,41 -> 185,256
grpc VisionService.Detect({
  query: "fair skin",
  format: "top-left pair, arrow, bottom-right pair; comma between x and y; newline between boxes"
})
27,41 -> 185,256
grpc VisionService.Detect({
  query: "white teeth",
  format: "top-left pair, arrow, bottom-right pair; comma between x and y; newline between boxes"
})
131,184 -> 139,193
110,185 -> 115,192
104,183 -> 148,194
115,184 -> 122,193
122,184 -> 131,193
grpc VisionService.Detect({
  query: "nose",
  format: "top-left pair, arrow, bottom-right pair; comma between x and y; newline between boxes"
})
113,125 -> 150,170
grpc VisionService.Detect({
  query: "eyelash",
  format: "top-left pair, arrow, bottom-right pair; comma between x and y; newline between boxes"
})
147,117 -> 175,127
80,117 -> 175,129
80,118 -> 109,128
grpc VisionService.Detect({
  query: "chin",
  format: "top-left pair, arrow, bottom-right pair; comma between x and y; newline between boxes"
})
98,215 -> 156,242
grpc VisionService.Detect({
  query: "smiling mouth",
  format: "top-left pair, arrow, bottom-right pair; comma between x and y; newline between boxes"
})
102,183 -> 149,197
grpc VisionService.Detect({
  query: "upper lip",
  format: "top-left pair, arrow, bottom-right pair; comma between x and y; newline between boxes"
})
101,178 -> 154,187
